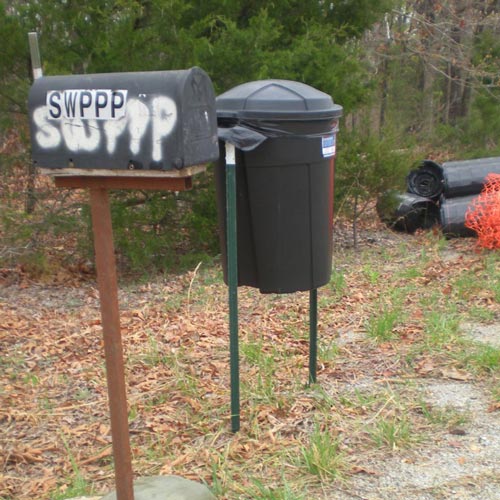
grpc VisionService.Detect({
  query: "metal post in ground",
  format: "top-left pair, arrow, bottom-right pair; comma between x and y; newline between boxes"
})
309,288 -> 318,384
225,143 -> 240,433
89,187 -> 135,500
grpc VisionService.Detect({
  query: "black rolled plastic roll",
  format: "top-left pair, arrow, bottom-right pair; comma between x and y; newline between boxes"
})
377,191 -> 439,233
407,160 -> 444,200
442,157 -> 500,198
439,195 -> 477,237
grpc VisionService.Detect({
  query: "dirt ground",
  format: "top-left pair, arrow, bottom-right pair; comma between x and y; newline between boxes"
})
1,229 -> 499,500
67,325 -> 500,500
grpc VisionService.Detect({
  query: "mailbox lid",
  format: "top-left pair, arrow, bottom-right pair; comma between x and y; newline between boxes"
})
29,67 -> 219,171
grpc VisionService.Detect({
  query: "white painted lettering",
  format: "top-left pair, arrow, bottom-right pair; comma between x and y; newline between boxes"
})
103,98 -> 150,154
61,118 -> 100,152
103,115 -> 128,155
151,96 -> 177,162
33,106 -> 61,149
127,99 -> 150,154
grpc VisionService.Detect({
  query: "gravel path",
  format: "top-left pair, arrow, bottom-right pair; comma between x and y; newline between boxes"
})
328,322 -> 500,500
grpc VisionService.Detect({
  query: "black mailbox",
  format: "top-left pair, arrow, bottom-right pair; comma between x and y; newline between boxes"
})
28,67 -> 219,171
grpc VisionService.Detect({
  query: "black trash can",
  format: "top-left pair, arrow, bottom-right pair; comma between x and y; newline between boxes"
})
215,79 -> 343,293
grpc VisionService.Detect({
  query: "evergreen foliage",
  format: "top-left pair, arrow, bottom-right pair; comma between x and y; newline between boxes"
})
0,0 -> 396,272
3,1 -> 500,272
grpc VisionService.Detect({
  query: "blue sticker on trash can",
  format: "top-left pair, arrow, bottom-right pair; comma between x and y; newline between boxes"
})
322,135 -> 336,157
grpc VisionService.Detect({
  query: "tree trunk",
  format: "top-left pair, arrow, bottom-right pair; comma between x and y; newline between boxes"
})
444,0 -> 474,124
421,60 -> 435,135
25,55 -> 36,214
379,53 -> 389,135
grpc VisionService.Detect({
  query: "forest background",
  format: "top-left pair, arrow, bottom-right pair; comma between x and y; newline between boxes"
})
2,0 -> 500,275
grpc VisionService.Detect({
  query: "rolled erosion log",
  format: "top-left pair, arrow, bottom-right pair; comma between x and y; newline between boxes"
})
442,156 -> 500,198
440,195 -> 478,238
407,160 -> 444,200
377,191 -> 439,233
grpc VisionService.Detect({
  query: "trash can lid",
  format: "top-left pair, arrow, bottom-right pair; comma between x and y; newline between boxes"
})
216,79 -> 343,121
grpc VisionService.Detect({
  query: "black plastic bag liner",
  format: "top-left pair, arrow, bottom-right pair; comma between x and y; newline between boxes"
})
406,160 -> 444,200
442,156 -> 500,198
440,195 -> 477,237
217,125 -> 268,151
377,191 -> 439,233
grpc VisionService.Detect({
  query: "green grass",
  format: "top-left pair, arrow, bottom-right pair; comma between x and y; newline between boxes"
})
458,344 -> 500,373
51,476 -> 93,500
452,270 -> 484,300
74,387 -> 93,401
467,306 -> 496,322
489,279 -> 500,304
240,338 -> 282,404
328,268 -> 346,298
366,307 -> 400,342
241,337 -> 269,365
423,311 -> 461,348
484,253 -> 500,302
299,426 -> 346,481
397,266 -> 422,280
339,389 -> 381,412
247,479 -> 305,500
369,414 -> 416,450
307,385 -> 336,411
22,373 -> 40,386
51,433 -> 95,500
417,400 -> 469,428
362,263 -> 381,285
492,384 -> 500,403
424,231 -> 448,252
318,339 -> 339,362
128,330 -> 171,367
418,290 -> 443,309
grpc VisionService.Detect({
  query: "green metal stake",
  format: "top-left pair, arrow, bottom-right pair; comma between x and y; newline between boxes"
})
309,288 -> 318,384
225,142 -> 240,432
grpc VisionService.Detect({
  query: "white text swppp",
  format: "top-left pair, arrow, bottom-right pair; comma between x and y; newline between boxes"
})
46,89 -> 128,120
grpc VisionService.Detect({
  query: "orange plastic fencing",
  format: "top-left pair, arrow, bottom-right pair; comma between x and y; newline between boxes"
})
465,173 -> 500,249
